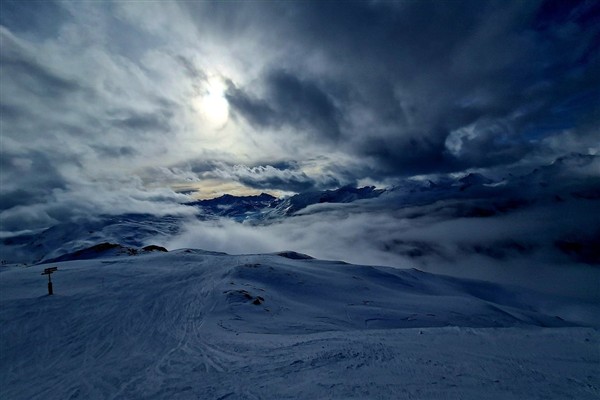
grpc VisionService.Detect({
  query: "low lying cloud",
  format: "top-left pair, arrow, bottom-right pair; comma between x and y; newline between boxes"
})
165,193 -> 600,301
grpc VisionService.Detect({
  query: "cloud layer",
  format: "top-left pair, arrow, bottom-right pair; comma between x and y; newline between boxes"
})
165,195 -> 600,301
1,0 -> 598,229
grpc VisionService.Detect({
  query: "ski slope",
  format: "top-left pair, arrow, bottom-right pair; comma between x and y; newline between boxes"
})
1,249 -> 598,399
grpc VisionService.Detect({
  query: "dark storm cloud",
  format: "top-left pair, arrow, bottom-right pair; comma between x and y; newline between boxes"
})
1,28 -> 82,100
0,189 -> 39,211
0,0 -> 69,38
1,0 -> 598,230
225,83 -> 274,127
316,0 -> 598,175
361,132 -> 449,176
234,164 -> 336,193
0,11 -> 196,230
201,162 -> 342,193
196,0 -> 599,178
0,151 -> 69,231
237,175 -> 316,194
265,70 -> 342,141
91,145 -> 138,159
0,150 -> 68,192
188,160 -> 223,175
111,110 -> 173,132
0,103 -> 27,122
226,70 -> 342,141
174,55 -> 206,80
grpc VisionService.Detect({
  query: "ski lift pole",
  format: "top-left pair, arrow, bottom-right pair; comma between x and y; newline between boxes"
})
41,267 -> 58,295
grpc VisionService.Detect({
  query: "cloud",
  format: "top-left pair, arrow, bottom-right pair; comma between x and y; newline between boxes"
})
227,69 -> 342,141
211,163 -> 341,193
1,0 -> 598,229
231,165 -> 319,193
1,0 -> 598,316
0,5 -> 221,228
225,82 -> 275,127
0,0 -> 69,38
195,0 -> 598,177
0,26 -> 82,102
110,110 -> 174,132
443,118 -> 534,169
0,175 -> 196,233
166,191 -> 600,301
163,155 -> 600,300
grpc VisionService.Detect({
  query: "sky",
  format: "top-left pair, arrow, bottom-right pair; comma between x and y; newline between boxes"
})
1,0 -> 599,232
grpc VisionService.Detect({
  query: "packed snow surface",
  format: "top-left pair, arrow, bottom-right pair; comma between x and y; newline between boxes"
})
1,249 -> 598,399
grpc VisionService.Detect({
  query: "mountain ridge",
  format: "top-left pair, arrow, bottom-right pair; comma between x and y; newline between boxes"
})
1,154 -> 598,266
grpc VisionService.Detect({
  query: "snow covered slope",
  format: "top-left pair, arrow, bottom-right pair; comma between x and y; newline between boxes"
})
1,250 -> 598,399
0,214 -> 184,265
186,193 -> 278,221
263,185 -> 386,218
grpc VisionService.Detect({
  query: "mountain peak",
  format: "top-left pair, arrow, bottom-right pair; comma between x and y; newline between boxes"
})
458,173 -> 494,186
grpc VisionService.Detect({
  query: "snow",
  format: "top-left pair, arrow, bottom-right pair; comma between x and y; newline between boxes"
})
1,250 -> 598,399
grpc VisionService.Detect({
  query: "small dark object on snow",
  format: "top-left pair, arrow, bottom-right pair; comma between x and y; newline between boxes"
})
242,291 -> 253,300
142,245 -> 168,252
275,251 -> 314,260
41,267 -> 58,295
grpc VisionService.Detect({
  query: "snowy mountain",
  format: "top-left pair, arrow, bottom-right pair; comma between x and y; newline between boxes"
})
1,249 -> 598,399
263,185 -> 386,218
1,154 -> 598,398
42,242 -> 167,263
514,153 -> 600,200
186,193 -> 278,221
457,172 -> 495,189
1,214 -> 184,265
186,186 -> 387,221
1,154 -> 598,268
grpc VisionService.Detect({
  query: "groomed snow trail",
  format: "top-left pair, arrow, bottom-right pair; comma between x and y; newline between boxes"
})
1,250 -> 598,399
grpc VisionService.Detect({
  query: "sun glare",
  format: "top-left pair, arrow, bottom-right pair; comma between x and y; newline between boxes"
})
195,77 -> 229,129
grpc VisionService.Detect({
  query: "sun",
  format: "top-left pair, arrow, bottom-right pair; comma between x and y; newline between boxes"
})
194,77 -> 229,129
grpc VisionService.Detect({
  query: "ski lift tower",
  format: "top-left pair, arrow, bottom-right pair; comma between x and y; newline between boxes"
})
41,267 -> 58,295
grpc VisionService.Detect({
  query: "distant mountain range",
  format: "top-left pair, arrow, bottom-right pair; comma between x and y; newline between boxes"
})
184,155 -> 600,223
186,185 -> 386,221
1,153 -> 598,265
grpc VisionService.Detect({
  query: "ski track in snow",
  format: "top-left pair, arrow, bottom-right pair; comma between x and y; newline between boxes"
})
1,250 -> 599,399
